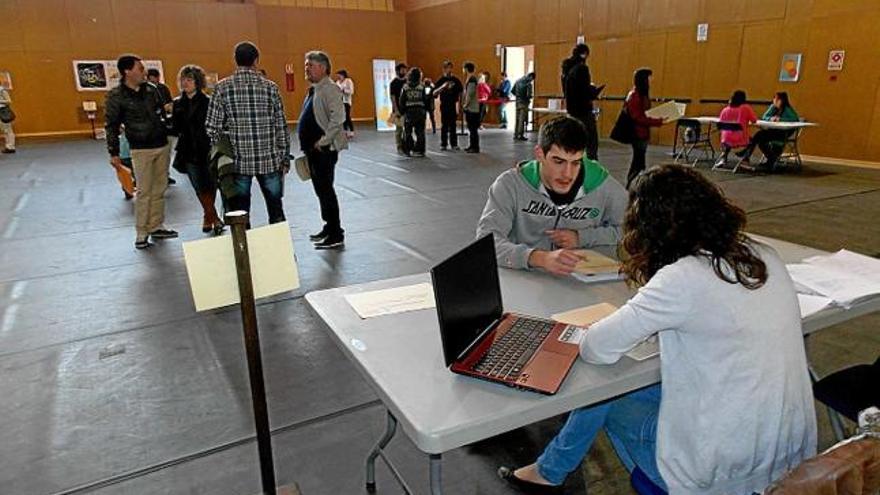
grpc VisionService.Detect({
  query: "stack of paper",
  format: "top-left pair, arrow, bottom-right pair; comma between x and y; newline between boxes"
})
645,101 -> 686,122
344,283 -> 436,319
786,250 -> 880,309
570,250 -> 623,284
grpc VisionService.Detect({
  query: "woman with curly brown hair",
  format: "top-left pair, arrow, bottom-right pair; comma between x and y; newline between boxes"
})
500,165 -> 816,495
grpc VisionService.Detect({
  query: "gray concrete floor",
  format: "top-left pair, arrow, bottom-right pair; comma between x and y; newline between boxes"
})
0,128 -> 878,495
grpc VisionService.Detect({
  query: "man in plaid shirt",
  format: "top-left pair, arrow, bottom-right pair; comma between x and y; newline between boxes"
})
206,41 -> 290,224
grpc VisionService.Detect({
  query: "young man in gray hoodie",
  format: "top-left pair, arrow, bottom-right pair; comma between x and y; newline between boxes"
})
476,115 -> 627,276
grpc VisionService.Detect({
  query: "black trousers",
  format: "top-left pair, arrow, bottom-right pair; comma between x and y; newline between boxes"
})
306,148 -> 343,237
626,138 -> 649,188
404,110 -> 426,154
427,107 -> 436,133
465,111 -> 480,151
343,103 -> 354,132
440,105 -> 458,148
570,110 -> 599,160
745,129 -> 791,166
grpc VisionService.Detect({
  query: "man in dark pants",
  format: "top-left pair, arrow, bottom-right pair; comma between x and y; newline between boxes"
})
389,63 -> 407,154
563,43 -> 599,160
462,62 -> 480,153
299,50 -> 348,249
432,60 -> 463,151
206,41 -> 290,226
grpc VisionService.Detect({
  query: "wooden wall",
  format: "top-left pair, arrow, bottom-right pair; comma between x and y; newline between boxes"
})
404,0 -> 880,162
0,0 -> 406,136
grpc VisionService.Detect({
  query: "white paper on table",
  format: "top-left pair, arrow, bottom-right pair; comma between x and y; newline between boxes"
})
797,294 -> 834,318
344,283 -> 436,319
182,222 -> 300,311
645,101 -> 686,122
786,249 -> 880,308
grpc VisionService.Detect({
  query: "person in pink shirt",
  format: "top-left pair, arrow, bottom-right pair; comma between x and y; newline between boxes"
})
715,90 -> 757,167
477,72 -> 492,128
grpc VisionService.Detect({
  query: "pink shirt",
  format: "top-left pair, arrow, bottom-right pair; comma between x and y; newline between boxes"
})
718,104 -> 757,147
477,82 -> 492,102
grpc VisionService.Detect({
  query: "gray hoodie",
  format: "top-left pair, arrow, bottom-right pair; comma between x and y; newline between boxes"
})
476,158 -> 627,270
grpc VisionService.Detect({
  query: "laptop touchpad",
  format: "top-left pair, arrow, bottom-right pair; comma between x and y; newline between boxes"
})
517,351 -> 573,392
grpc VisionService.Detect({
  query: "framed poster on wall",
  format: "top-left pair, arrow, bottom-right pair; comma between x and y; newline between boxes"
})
73,60 -> 164,91
779,53 -> 802,82
372,59 -> 396,132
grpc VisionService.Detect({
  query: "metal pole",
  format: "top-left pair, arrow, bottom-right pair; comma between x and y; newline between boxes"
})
226,210 -> 277,495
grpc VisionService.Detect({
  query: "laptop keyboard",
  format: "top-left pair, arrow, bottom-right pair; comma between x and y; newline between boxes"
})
472,318 -> 554,379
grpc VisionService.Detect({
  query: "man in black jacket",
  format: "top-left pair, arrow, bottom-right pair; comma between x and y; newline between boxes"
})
106,54 -> 177,249
433,60 -> 463,151
563,44 -> 599,160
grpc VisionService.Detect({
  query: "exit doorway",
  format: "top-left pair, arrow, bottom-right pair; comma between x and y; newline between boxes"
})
502,45 -> 535,133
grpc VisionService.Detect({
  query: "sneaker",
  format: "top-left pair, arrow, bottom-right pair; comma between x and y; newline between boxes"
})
414,152 -> 426,157
314,236 -> 344,250
2,148 -> 15,154
714,157 -> 727,168
309,229 -> 329,242
135,239 -> 151,249
150,228 -> 178,239
440,145 -> 448,151
465,148 -> 479,154
451,146 -> 461,151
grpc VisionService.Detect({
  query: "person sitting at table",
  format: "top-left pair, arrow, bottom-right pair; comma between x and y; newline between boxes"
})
476,115 -> 627,277
739,91 -> 800,171
498,164 -> 817,495
714,89 -> 757,168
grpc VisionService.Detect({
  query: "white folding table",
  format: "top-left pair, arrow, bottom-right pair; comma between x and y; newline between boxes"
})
304,235 -> 880,494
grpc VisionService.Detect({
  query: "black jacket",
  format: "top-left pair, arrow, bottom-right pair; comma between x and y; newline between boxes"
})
105,82 -> 168,156
564,63 -> 594,118
171,91 -> 210,168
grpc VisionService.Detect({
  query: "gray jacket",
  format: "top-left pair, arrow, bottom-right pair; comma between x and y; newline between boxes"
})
311,76 -> 348,151
476,158 -> 627,270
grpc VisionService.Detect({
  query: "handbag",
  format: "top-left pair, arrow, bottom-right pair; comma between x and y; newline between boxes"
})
0,105 -> 15,124
610,102 -> 635,144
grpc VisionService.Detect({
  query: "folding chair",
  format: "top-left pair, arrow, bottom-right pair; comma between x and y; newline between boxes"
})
774,127 -> 804,171
813,355 -> 880,442
712,121 -> 749,173
673,118 -> 714,167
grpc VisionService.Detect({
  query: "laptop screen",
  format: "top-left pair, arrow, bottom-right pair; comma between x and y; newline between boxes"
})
431,234 -> 503,367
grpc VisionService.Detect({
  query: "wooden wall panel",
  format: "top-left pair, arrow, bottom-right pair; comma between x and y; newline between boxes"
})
558,0 -> 584,42
661,29 -> 698,99
21,0 -> 71,52
66,0 -> 118,53
697,25 -> 742,99
583,0 -> 609,38
607,0 -> 636,37
0,1 -> 26,52
112,0 -> 160,53
535,0 -> 561,43
737,22 -> 783,100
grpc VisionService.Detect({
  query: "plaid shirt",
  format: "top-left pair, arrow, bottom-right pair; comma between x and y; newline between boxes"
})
206,67 -> 290,175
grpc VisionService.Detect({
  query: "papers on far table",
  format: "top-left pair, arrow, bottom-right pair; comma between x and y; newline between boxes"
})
345,283 -> 436,319
786,250 -> 880,308
797,294 -> 834,319
570,250 -> 624,284
645,101 -> 686,122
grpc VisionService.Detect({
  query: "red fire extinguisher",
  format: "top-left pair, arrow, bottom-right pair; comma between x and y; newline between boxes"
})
284,63 -> 295,92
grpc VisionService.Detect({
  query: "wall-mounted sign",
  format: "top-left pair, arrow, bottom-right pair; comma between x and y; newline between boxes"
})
372,59 -> 396,132
697,23 -> 709,42
73,60 -> 164,91
779,53 -> 802,82
827,50 -> 845,71
0,71 -> 12,90
576,35 -> 585,45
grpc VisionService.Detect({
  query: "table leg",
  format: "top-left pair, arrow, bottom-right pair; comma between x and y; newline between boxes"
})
429,454 -> 443,495
366,410 -> 398,493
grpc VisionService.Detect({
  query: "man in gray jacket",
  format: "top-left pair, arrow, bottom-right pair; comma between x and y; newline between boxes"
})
298,50 -> 348,249
476,115 -> 627,276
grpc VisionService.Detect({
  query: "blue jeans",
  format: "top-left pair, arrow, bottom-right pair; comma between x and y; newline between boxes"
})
228,171 -> 285,224
537,384 -> 666,490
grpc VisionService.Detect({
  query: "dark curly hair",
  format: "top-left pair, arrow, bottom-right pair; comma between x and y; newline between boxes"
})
620,165 -> 767,289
